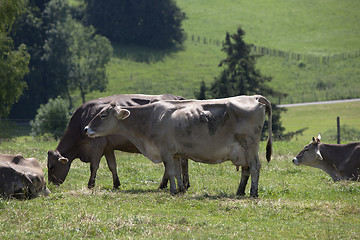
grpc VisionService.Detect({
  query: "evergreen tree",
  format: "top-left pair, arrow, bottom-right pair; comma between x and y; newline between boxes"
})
210,28 -> 275,97
205,27 -> 287,138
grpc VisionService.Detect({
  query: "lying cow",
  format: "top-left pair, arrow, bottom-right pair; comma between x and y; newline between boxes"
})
48,94 -> 189,189
0,153 -> 50,199
85,95 -> 272,197
292,134 -> 360,181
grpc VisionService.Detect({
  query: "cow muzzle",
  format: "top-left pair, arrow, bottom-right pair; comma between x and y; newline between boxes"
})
84,126 -> 96,138
292,158 -> 300,166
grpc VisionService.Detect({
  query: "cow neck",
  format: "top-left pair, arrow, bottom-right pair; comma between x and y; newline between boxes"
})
317,143 -> 342,180
319,143 -> 340,166
121,105 -> 153,136
56,123 -> 83,161
117,105 -> 158,149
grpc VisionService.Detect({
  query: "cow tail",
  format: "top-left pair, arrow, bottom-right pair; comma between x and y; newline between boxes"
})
258,96 -> 272,162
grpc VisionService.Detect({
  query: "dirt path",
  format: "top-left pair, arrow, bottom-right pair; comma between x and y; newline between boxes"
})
277,98 -> 360,108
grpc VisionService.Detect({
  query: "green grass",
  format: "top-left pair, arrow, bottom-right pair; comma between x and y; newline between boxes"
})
78,0 -> 360,108
281,100 -> 360,143
178,0 -> 360,53
2,100 -> 360,238
1,137 -> 359,239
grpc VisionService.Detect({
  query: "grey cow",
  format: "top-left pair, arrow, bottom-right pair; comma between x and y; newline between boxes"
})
85,95 -> 272,197
0,153 -> 50,199
293,134 -> 360,181
48,94 -> 189,189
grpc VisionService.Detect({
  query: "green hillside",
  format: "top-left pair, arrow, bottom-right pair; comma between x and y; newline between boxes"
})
77,0 -> 360,107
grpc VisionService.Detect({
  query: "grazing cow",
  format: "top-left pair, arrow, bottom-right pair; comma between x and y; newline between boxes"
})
85,95 -> 272,197
292,134 -> 360,181
47,94 -> 189,189
0,153 -> 50,199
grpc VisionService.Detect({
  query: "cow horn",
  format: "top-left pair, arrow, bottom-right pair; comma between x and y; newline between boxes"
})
58,157 -> 69,164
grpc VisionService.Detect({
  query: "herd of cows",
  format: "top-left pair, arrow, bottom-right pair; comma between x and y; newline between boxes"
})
1,94 -> 359,199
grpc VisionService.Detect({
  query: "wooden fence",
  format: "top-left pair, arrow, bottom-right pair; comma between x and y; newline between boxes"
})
189,34 -> 360,65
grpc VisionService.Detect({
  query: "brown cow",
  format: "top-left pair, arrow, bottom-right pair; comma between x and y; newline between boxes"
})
0,153 -> 50,199
292,134 -> 360,181
47,94 -> 189,189
85,95 -> 272,197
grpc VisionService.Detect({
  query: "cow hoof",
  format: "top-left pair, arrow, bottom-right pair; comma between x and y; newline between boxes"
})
236,190 -> 246,197
170,188 -> 178,195
113,181 -> 121,189
250,193 -> 258,199
159,181 -> 168,189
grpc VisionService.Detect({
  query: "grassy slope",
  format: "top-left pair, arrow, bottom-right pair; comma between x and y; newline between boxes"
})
82,0 -> 360,106
178,0 -> 360,53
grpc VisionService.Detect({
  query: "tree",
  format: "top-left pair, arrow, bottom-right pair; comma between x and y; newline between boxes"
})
9,0 -> 112,118
204,27 -> 287,138
85,0 -> 187,49
0,0 -> 29,118
10,0 -> 67,118
30,97 -> 70,139
68,23 -> 112,103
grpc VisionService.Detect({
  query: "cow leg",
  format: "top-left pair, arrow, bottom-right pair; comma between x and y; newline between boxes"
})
180,158 -> 190,189
249,156 -> 261,198
175,157 -> 185,193
88,156 -> 102,189
104,151 -> 121,189
237,166 -> 250,196
159,158 -> 189,190
162,153 -> 184,195
159,162 -> 169,189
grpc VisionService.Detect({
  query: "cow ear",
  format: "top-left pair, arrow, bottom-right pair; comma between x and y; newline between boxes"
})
115,108 -> 130,120
312,137 -> 317,144
317,133 -> 321,142
58,157 -> 69,164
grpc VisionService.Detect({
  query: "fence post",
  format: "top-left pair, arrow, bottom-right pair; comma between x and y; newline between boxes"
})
337,116 -> 340,144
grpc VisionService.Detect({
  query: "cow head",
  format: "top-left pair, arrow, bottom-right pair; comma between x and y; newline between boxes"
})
47,150 -> 70,185
293,134 -> 323,166
84,102 -> 130,138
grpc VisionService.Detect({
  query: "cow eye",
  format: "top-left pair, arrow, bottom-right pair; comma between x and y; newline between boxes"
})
100,114 -> 107,119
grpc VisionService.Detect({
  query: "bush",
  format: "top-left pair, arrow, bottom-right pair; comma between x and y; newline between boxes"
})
30,97 -> 70,139
324,125 -> 360,142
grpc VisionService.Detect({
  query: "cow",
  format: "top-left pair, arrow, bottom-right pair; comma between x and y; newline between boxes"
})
0,153 -> 50,199
292,134 -> 360,181
84,95 -> 272,197
47,94 -> 189,190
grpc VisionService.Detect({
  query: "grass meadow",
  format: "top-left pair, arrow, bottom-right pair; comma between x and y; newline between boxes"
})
1,102 -> 360,239
1,0 -> 360,238
79,0 -> 360,107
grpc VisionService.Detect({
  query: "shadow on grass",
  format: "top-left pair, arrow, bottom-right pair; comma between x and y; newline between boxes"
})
119,188 -> 162,195
190,191 -> 256,201
112,43 -> 184,63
